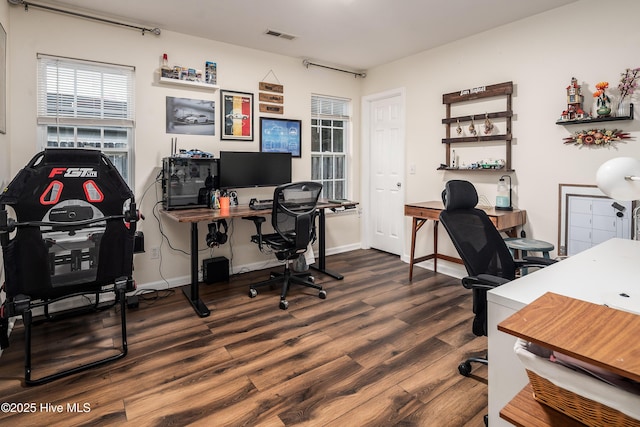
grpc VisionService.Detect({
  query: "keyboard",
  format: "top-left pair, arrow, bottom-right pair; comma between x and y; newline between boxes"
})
250,203 -> 272,210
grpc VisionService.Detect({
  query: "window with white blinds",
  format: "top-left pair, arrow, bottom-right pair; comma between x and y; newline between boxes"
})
311,95 -> 350,200
37,54 -> 135,185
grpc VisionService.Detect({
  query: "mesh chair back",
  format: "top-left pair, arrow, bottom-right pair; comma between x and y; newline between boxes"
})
0,149 -> 135,299
271,181 -> 322,251
439,180 -> 516,280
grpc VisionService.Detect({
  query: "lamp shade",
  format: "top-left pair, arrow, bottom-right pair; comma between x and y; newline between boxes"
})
596,157 -> 640,201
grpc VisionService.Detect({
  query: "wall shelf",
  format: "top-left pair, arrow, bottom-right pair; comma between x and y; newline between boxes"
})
556,103 -> 634,125
437,166 -> 514,172
159,76 -> 219,91
441,81 -> 514,171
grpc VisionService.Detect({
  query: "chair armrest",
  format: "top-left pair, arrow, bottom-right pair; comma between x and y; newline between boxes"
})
242,216 -> 266,250
462,274 -> 510,291
522,256 -> 558,266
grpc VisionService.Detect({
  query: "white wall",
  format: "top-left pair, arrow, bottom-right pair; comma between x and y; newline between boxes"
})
5,6 -> 361,288
6,0 -> 640,287
363,0 -> 640,268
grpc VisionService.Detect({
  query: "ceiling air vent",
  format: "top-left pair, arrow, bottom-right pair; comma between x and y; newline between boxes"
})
265,29 -> 296,41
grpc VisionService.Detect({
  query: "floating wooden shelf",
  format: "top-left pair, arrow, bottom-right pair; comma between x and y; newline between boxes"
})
556,103 -> 634,125
159,76 -> 219,91
437,166 -> 514,172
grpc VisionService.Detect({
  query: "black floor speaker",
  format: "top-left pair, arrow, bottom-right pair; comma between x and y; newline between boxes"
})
202,256 -> 229,284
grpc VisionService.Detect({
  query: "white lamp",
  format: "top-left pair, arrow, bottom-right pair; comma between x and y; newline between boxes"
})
596,157 -> 640,201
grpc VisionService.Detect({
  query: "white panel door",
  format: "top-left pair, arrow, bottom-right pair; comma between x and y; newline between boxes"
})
369,94 -> 403,255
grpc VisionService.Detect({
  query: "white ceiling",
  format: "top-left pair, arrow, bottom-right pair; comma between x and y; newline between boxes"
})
21,0 -> 576,71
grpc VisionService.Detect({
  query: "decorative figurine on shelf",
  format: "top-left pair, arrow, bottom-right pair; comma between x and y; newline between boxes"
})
468,118 -> 477,136
456,119 -> 463,135
594,81 -> 612,117
483,113 -> 494,135
559,77 -> 589,122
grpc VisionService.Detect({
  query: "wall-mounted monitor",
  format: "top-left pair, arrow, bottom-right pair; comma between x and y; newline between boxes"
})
219,151 -> 292,189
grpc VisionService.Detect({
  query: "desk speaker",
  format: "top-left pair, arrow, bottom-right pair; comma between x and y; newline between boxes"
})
202,256 -> 229,284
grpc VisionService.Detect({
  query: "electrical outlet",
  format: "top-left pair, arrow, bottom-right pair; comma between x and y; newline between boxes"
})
150,247 -> 160,259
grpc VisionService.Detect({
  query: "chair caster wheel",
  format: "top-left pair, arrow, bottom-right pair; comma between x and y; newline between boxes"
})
249,288 -> 258,298
308,276 -> 315,283
319,290 -> 327,299
458,361 -> 472,377
279,300 -> 289,310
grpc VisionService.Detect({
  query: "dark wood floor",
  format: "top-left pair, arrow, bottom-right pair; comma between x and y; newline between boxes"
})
0,249 -> 488,426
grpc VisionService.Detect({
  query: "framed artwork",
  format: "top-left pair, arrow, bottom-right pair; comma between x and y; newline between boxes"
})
260,117 -> 302,158
165,96 -> 215,135
0,23 -> 6,134
220,90 -> 253,140
557,183 -> 633,257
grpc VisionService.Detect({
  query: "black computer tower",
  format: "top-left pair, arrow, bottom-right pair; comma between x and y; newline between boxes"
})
162,157 -> 219,210
202,256 -> 229,284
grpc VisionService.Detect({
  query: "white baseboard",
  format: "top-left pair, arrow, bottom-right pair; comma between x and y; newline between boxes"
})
400,254 -> 466,279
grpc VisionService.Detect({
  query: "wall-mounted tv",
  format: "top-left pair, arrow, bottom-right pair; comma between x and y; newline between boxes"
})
219,151 -> 292,189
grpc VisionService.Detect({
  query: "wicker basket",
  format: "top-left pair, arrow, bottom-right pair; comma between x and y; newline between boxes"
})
514,339 -> 640,427
526,369 -> 640,427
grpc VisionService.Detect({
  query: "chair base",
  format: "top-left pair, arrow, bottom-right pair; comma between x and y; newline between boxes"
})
458,355 -> 488,377
17,278 -> 132,386
249,264 -> 326,310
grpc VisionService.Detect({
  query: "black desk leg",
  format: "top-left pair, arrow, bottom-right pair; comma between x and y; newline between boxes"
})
310,208 -> 344,280
182,222 -> 210,317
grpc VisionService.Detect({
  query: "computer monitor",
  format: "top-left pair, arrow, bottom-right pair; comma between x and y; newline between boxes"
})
219,151 -> 292,189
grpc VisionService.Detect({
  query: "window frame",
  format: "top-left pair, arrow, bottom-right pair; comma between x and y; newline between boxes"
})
36,54 -> 135,187
311,95 -> 351,200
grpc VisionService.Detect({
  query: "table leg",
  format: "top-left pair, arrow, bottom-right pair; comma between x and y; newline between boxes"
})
433,220 -> 439,273
182,222 -> 210,317
409,217 -> 419,281
310,208 -> 344,280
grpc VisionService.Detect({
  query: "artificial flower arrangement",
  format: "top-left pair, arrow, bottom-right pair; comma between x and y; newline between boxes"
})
617,67 -> 640,109
563,128 -> 631,147
593,81 -> 611,108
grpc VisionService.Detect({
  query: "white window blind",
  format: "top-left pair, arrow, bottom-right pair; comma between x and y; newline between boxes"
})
37,54 -> 135,126
37,54 -> 135,185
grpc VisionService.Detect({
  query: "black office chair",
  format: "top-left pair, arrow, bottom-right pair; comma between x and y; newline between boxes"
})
0,148 -> 138,385
439,180 -> 556,377
244,181 -> 325,310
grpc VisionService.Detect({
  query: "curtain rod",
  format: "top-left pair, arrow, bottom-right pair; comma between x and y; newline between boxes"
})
302,59 -> 366,78
7,0 -> 161,36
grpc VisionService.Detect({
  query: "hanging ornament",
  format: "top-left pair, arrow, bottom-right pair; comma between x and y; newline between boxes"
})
456,119 -> 463,135
469,118 -> 477,136
484,113 -> 494,135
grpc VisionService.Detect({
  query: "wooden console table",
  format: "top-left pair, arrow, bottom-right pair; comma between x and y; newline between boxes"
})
404,201 -> 526,280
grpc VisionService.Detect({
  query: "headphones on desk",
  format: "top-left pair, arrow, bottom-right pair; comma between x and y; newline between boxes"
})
206,219 -> 228,247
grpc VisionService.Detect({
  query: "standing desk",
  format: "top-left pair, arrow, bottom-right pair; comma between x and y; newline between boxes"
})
404,201 -> 526,280
162,200 -> 356,317
487,238 -> 640,426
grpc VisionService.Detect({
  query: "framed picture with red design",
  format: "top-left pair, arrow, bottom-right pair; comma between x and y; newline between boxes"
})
220,89 -> 254,141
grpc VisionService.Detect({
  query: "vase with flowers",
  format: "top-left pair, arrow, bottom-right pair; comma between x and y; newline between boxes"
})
616,67 -> 640,117
593,81 -> 611,117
